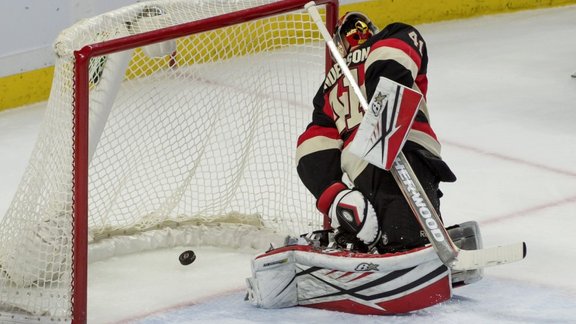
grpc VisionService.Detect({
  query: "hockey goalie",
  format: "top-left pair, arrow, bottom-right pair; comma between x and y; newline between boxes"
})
246,11 -> 486,314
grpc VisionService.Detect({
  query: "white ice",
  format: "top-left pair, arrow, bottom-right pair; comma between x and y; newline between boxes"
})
1,5 -> 576,323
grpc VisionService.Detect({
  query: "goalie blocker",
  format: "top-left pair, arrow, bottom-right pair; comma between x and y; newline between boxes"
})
246,221 -> 482,314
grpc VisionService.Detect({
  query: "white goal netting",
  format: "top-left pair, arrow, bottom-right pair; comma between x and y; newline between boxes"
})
0,0 -> 333,321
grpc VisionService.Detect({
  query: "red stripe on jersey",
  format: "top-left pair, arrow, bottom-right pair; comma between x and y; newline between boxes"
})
412,121 -> 438,141
415,74 -> 428,98
297,125 -> 340,146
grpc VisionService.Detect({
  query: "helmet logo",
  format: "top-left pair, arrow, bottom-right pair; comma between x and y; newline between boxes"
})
345,20 -> 372,48
332,12 -> 378,59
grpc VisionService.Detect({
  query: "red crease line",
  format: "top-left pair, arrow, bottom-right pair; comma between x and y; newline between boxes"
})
444,140 -> 576,178
481,195 -> 576,225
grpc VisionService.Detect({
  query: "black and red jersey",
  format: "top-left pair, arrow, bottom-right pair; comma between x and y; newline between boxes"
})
296,22 -> 445,201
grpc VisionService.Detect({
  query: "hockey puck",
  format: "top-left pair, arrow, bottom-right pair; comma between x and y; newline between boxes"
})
179,250 -> 196,265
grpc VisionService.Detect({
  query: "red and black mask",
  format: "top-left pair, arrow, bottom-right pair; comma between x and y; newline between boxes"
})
333,12 -> 378,59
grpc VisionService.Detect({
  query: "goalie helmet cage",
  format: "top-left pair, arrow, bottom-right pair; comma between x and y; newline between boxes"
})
0,0 -> 338,322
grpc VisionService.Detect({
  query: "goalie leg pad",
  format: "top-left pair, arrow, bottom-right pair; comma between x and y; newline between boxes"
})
247,245 -> 452,314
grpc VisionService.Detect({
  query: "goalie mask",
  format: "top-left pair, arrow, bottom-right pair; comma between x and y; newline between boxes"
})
333,12 -> 378,59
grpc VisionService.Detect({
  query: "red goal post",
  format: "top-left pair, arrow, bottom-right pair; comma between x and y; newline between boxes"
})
72,1 -> 337,322
0,0 -> 338,323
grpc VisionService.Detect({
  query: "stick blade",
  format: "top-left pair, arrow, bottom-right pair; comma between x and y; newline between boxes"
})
450,242 -> 527,271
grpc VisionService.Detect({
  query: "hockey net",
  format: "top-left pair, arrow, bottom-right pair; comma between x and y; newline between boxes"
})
0,0 -> 337,322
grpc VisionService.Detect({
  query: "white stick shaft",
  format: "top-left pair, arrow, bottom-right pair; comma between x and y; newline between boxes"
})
305,2 -> 369,111
391,153 -> 459,264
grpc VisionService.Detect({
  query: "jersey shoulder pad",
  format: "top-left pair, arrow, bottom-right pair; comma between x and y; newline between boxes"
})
370,22 -> 426,56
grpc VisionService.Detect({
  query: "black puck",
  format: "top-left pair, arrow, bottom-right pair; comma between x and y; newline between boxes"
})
179,250 -> 196,265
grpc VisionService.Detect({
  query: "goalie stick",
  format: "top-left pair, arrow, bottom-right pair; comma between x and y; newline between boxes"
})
305,2 -> 526,271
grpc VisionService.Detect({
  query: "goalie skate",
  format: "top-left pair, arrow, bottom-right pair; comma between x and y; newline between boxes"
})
447,221 -> 484,286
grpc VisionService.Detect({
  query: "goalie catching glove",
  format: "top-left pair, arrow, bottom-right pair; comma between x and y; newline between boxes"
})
317,182 -> 380,247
